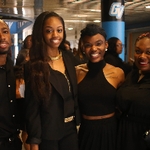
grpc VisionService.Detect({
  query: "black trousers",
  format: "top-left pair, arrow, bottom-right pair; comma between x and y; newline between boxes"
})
39,121 -> 79,150
0,136 -> 22,150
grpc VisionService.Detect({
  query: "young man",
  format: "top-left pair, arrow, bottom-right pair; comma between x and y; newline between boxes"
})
0,19 -> 22,150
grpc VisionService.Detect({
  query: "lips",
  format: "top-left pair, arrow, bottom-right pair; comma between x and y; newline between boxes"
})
0,43 -> 9,49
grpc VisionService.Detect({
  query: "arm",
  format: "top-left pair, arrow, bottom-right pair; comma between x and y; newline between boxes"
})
24,81 -> 42,145
30,144 -> 39,150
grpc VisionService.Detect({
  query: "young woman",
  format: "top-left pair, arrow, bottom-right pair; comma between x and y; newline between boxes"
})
104,37 -> 132,76
116,32 -> 150,150
24,11 -> 80,150
76,24 -> 125,150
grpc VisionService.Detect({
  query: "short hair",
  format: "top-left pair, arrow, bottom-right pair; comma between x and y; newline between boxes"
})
0,19 -> 9,27
80,24 -> 107,40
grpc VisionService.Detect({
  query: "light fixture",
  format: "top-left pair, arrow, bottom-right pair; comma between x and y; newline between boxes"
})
145,5 -> 150,8
68,27 -> 73,30
93,20 -> 101,23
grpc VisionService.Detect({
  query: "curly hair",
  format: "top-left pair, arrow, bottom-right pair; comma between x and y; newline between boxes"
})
80,23 -> 107,40
29,11 -> 66,103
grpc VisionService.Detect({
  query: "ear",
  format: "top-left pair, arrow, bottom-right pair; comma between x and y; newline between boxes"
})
105,41 -> 108,49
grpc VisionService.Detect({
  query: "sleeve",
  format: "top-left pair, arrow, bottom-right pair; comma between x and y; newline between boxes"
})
24,72 -> 42,144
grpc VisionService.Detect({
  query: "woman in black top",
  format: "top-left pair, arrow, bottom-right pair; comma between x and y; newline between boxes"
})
104,37 -> 132,76
24,11 -> 80,150
116,32 -> 150,150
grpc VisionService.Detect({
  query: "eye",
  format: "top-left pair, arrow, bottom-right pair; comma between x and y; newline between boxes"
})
135,49 -> 142,54
96,41 -> 103,46
45,29 -> 53,33
57,28 -> 63,33
3,29 -> 9,34
84,43 -> 91,48
146,50 -> 150,55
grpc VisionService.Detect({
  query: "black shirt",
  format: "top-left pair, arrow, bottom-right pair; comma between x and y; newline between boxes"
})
0,56 -> 19,139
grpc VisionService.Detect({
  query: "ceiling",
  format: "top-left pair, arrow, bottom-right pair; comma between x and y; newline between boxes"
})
0,0 -> 150,37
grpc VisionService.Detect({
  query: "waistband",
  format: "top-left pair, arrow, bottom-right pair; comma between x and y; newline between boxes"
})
82,112 -> 115,120
64,116 -> 74,123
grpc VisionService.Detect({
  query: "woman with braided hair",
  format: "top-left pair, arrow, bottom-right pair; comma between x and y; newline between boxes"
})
116,32 -> 150,150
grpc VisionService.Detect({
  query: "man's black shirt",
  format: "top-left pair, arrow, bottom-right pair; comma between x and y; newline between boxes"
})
0,56 -> 20,138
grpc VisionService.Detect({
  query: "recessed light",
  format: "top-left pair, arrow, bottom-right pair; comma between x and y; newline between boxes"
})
145,5 -> 150,8
68,27 -> 73,30
93,20 -> 100,23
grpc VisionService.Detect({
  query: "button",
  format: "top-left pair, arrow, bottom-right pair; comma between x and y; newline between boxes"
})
10,100 -> 13,103
9,138 -> 12,142
8,85 -> 10,87
12,115 -> 15,117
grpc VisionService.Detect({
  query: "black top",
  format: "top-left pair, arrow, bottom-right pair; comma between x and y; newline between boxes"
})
0,56 -> 20,139
78,60 -> 116,116
116,69 -> 150,150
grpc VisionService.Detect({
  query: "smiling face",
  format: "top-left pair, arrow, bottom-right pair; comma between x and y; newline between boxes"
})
43,16 -> 64,50
83,33 -> 108,63
0,20 -> 11,55
134,37 -> 150,73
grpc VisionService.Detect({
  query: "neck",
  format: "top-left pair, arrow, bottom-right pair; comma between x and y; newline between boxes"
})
0,54 -> 7,66
47,48 -> 60,57
48,49 -> 62,61
87,59 -> 106,75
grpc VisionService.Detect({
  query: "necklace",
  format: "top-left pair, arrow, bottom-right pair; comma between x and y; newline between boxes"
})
49,51 -> 62,61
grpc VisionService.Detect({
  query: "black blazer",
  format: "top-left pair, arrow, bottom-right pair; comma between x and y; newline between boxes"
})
25,50 -> 80,144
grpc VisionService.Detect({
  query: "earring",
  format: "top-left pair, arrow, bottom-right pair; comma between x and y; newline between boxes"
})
105,48 -> 107,51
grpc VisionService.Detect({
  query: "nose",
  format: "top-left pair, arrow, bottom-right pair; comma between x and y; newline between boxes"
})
0,32 -> 5,41
91,45 -> 97,51
52,30 -> 58,37
139,52 -> 147,59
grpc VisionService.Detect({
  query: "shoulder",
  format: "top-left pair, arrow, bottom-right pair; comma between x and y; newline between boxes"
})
104,63 -> 125,88
75,63 -> 88,84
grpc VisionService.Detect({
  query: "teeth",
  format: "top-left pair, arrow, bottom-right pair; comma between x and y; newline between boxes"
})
52,40 -> 59,44
91,53 -> 98,57
140,62 -> 147,65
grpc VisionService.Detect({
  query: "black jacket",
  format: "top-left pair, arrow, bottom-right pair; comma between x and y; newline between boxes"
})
25,50 -> 80,144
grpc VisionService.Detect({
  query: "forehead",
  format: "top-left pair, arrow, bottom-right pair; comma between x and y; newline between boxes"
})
44,17 -> 63,27
83,34 -> 105,42
117,40 -> 121,43
136,37 -> 150,47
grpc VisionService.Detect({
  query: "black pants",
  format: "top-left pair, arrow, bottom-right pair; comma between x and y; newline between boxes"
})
0,136 -> 22,150
39,121 -> 79,150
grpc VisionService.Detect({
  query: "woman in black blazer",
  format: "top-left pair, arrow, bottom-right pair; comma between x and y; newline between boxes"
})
24,11 -> 80,150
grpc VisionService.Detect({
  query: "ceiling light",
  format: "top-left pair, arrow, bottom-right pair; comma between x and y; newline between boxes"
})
68,27 -> 73,30
145,5 -> 150,8
65,20 -> 90,23
90,9 -> 101,12
93,20 -> 101,23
